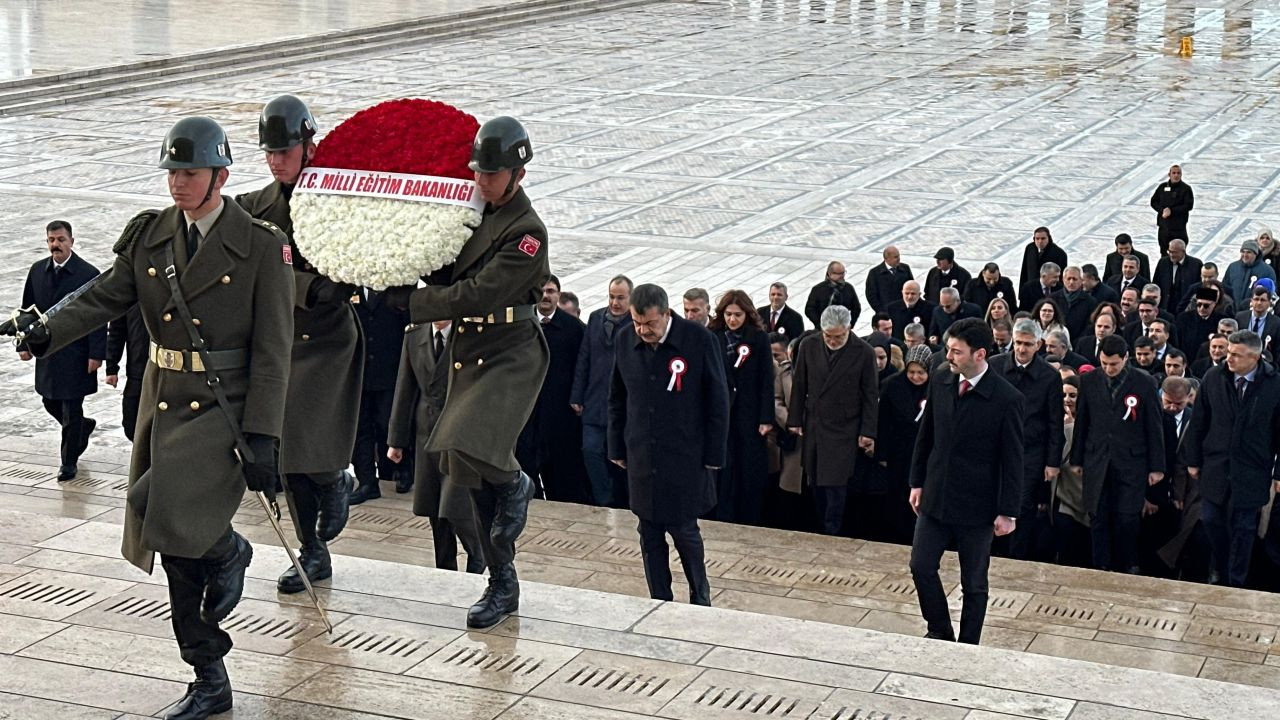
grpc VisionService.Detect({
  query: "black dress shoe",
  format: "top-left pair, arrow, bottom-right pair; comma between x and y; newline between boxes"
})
201,532 -> 252,625
77,417 -> 97,456
395,471 -> 413,494
923,631 -> 956,641
490,472 -> 534,546
348,478 -> 381,506
316,471 -> 352,541
467,564 -> 519,629
278,542 -> 332,594
56,465 -> 77,481
165,659 -> 232,720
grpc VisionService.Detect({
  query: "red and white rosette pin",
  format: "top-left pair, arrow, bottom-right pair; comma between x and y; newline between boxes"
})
734,344 -> 751,368
1122,394 -> 1139,421
667,357 -> 688,392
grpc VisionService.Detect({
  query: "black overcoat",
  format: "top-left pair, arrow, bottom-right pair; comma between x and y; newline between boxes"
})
1069,369 -> 1166,517
786,334 -> 879,488
518,310 -> 589,500
22,253 -> 106,400
1184,363 -> 1280,509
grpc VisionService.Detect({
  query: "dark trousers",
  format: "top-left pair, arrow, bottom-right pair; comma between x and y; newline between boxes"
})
583,423 -> 625,507
1202,495 -> 1261,587
1157,224 -> 1187,256
42,397 -> 87,467
1052,510 -> 1092,567
909,513 -> 994,644
353,388 -> 395,482
283,472 -> 343,546
1007,468 -> 1050,560
1091,467 -> 1141,573
121,394 -> 140,442
811,484 -> 848,536
637,518 -> 711,606
160,529 -> 237,667
430,516 -> 484,573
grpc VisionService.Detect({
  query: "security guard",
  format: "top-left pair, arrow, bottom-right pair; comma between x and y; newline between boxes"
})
236,94 -> 362,594
386,116 -> 548,629
2,117 -> 294,720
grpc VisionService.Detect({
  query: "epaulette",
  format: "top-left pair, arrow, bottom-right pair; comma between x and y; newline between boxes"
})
251,218 -> 285,237
112,209 -> 161,254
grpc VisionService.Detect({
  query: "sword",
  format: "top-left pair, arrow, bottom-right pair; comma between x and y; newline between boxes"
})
254,491 -> 333,633
6,272 -> 106,347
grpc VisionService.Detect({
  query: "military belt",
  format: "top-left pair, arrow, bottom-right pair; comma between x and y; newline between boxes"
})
460,304 -> 537,325
149,340 -> 248,373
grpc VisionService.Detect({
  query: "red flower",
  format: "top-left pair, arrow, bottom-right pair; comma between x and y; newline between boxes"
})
310,98 -> 479,179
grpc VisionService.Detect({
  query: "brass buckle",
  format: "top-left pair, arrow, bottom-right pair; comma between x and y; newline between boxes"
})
158,347 -> 184,371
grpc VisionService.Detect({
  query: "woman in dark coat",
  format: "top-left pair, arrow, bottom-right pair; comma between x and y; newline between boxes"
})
872,345 -> 932,544
709,290 -> 775,525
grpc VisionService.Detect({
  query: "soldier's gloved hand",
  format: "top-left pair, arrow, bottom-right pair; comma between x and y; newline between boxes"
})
1,309 -> 50,354
241,433 -> 279,501
307,276 -> 357,307
382,284 -> 414,311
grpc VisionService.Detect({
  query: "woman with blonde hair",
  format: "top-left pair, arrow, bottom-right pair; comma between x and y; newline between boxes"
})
985,297 -> 1011,326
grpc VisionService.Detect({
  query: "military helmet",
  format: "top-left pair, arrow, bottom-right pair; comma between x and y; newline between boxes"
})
159,116 -> 233,169
259,94 -> 317,151
468,116 -> 532,173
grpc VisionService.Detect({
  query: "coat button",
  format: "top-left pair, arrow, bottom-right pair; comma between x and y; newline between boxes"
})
453,362 -> 462,370
457,326 -> 465,334
221,275 -> 231,284
477,358 -> 484,365
163,313 -> 172,322
147,268 -> 157,277
477,326 -> 484,333
158,402 -> 169,411
301,334 -> 311,341
192,318 -> 201,326
190,401 -> 200,411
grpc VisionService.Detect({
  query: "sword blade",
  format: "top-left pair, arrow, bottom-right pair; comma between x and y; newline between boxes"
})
254,491 -> 333,633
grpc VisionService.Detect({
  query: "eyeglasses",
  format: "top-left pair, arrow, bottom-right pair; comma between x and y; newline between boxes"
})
1196,302 -> 1214,309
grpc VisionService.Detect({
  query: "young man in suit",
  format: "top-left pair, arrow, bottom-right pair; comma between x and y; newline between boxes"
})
1070,334 -> 1166,573
18,220 -> 106,480
1235,284 -> 1280,358
909,318 -> 1024,644
757,281 -> 805,339
1103,233 -> 1152,283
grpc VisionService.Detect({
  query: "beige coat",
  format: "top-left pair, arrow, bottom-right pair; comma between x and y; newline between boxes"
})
768,359 -> 803,494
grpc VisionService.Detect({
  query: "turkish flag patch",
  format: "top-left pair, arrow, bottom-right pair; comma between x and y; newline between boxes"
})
281,244 -> 293,265
517,235 -> 541,257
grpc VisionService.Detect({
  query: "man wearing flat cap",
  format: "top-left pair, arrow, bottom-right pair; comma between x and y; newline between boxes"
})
924,247 -> 972,305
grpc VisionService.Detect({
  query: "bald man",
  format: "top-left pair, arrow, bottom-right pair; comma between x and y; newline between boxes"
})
865,246 -> 914,314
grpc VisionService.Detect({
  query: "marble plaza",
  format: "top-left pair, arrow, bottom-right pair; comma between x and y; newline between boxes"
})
2,0 -> 1280,717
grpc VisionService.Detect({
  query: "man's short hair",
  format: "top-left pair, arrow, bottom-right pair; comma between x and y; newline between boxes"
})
1098,334 -> 1128,357
630,284 -> 668,314
46,220 -> 73,236
1115,233 -> 1133,246
609,274 -> 633,291
770,281 -> 788,293
991,317 -> 1014,333
1046,328 -> 1071,347
1012,318 -> 1041,338
944,317 -> 992,353
1138,297 -> 1158,309
559,291 -> 579,308
820,305 -> 852,330
768,332 -> 788,346
1122,256 -> 1139,268
1163,376 -> 1191,397
871,312 -> 891,326
1081,264 -> 1100,281
1034,226 -> 1053,241
904,322 -> 925,339
683,287 -> 709,303
1039,261 -> 1061,276
1204,261 -> 1218,272
1142,283 -> 1162,298
1220,318 -> 1239,332
1133,336 -> 1155,351
982,262 -> 1000,274
1228,330 -> 1264,355
545,274 -> 561,291
940,287 -> 960,302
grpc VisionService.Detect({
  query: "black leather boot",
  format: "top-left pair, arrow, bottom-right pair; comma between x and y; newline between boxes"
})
165,659 -> 232,719
200,532 -> 252,625
277,541 -> 332,594
467,564 -> 519,629
315,471 -> 352,541
394,469 -> 413,494
77,417 -> 96,456
348,475 -> 381,505
489,472 -> 534,546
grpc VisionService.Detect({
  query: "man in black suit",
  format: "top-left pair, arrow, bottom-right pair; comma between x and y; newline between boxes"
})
910,318 -> 1023,645
757,281 -> 805,340
1177,287 -> 1227,362
1069,334 -> 1166,573
1018,262 -> 1061,313
1082,264 -> 1119,305
1191,333 -> 1229,378
1050,266 -> 1098,343
805,261 -> 862,329
105,304 -> 147,441
1018,226 -> 1068,291
1150,164 -> 1194,255
1235,284 -> 1280,358
923,247 -> 972,305
609,284 -> 729,606
886,280 -> 934,342
864,246 -> 913,314
989,319 -> 1064,560
963,262 -> 1017,313
18,220 -> 106,480
1103,233 -> 1152,283
351,288 -> 410,501
1185,330 -> 1280,587
1153,239 -> 1202,312
1106,255 -> 1149,300
929,288 -> 981,345
518,276 -> 590,503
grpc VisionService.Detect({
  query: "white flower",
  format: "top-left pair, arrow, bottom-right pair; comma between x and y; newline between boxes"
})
291,193 -> 482,289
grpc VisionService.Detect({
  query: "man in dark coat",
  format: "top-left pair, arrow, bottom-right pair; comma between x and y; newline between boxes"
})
19,220 -> 106,480
350,290 -> 408,500
1153,239 -> 1201,312
1102,233 -> 1152,282
1069,334 -> 1166,573
963,262 -> 1017,313
608,284 -> 729,606
804,261 -> 862,328
1150,164 -> 1194,255
909,318 -> 1023,645
517,275 -> 589,503
864,245 -> 913,313
1082,264 -> 1119,305
886,280 -> 934,342
385,116 -> 549,631
570,275 -> 632,507
1050,266 -> 1098,343
928,287 -> 981,344
3,117 -> 294,720
1106,255 -> 1149,300
105,304 -> 147,440
757,281 -> 805,339
1018,227 -> 1068,291
236,95 -> 362,594
989,319 -> 1064,561
1185,330 -> 1280,587
1235,284 -> 1280,359
1177,287 -> 1228,363
787,304 -> 879,535
388,320 -> 483,573
1018,261 -> 1062,313
923,247 -> 971,305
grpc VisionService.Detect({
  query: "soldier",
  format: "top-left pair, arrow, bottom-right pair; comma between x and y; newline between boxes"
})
2,117 -> 294,719
235,95 -> 361,594
385,116 -> 547,629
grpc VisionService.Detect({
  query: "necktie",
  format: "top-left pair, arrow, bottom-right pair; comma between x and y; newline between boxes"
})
958,379 -> 971,397
1254,317 -> 1262,334
1237,376 -> 1248,401
1171,262 -> 1179,287
433,331 -> 444,361
1122,279 -> 1130,293
541,315 -> 551,325
771,310 -> 779,329
186,223 -> 201,261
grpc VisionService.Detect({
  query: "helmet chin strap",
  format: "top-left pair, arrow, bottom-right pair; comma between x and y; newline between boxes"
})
499,167 -> 521,203
200,169 -> 219,206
